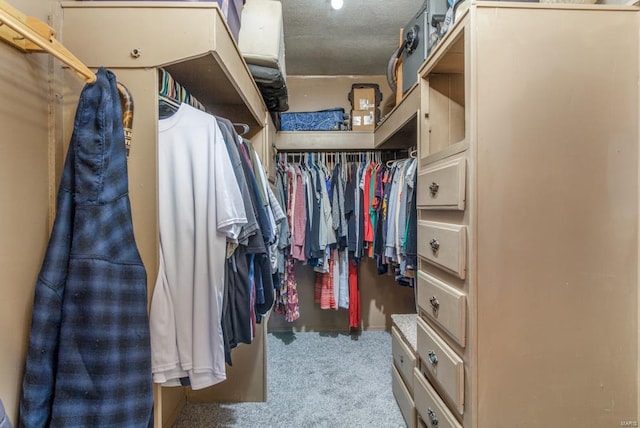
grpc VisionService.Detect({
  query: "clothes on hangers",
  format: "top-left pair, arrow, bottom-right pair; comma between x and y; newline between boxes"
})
158,68 -> 206,111
149,102 -> 284,388
150,103 -> 247,390
273,151 -> 417,328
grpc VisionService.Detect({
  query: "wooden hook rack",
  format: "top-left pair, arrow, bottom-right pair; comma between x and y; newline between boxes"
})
0,0 -> 96,83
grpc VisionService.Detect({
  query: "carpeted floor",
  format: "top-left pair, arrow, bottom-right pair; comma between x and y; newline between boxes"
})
173,331 -> 405,428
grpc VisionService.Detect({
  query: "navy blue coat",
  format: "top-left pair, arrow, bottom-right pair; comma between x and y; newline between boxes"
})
20,68 -> 153,427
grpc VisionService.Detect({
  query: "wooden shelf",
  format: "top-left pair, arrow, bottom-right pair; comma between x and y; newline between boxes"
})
418,10 -> 467,77
276,84 -> 419,153
374,83 -> 419,150
60,1 -> 266,136
275,131 -> 374,151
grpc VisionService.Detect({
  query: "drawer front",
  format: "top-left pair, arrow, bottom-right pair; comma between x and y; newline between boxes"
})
392,365 -> 417,428
392,326 -> 417,394
418,220 -> 467,279
414,367 -> 463,428
417,153 -> 466,210
416,317 -> 464,415
417,271 -> 467,347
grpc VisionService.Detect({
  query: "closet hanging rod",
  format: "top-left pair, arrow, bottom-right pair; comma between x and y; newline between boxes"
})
0,0 -> 96,83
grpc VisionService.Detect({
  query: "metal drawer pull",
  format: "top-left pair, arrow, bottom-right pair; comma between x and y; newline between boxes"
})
399,355 -> 404,364
429,238 -> 440,252
429,182 -> 439,196
427,350 -> 439,366
427,408 -> 439,426
429,296 -> 440,310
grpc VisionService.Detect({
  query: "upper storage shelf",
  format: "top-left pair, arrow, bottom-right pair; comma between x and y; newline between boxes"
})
60,1 -> 266,135
275,84 -> 420,152
417,9 -> 468,164
374,83 -> 419,149
275,131 -> 375,151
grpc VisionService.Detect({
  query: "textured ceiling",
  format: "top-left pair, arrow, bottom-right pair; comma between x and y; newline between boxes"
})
280,0 -> 425,76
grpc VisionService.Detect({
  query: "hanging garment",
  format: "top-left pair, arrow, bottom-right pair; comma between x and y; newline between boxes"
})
150,103 -> 247,390
280,257 -> 300,322
216,117 -> 261,364
338,250 -> 349,309
316,252 -> 336,310
274,168 -> 290,274
0,399 -> 12,428
348,261 -> 360,330
345,163 -> 357,253
332,248 -> 340,307
20,68 -> 153,427
216,117 -> 260,245
237,141 -> 276,321
291,166 -> 307,261
223,245 -> 252,366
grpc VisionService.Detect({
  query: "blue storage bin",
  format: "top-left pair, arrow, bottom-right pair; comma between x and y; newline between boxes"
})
280,108 -> 345,131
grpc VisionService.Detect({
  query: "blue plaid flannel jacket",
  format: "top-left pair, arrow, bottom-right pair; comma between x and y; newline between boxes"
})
19,68 -> 153,427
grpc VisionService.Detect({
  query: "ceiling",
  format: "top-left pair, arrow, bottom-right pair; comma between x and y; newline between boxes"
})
279,0 -> 425,76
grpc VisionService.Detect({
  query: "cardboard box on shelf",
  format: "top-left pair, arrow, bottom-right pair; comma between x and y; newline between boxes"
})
351,110 -> 376,131
352,87 -> 377,111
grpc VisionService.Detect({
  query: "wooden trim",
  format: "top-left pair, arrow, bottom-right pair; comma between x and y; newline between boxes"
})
275,131 -> 375,151
473,0 -> 637,11
374,83 -> 419,149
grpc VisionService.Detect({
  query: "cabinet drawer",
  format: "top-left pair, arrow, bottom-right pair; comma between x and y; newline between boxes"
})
418,220 -> 467,279
414,367 -> 463,428
393,365 -> 417,428
417,271 -> 466,347
417,153 -> 466,210
417,316 -> 464,415
392,326 -> 417,394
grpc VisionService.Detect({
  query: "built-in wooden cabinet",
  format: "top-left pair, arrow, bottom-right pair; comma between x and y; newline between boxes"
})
414,3 -> 639,427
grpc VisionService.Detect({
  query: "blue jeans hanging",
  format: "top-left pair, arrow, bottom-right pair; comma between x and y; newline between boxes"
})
20,67 -> 153,428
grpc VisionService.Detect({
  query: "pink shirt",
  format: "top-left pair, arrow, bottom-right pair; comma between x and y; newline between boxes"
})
291,167 -> 307,261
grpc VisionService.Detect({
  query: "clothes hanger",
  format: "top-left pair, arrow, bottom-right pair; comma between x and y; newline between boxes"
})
159,94 -> 181,108
233,123 -> 250,137
158,94 -> 181,119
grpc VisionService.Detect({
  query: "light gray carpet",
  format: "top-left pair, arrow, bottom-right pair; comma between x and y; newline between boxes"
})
174,331 -> 405,428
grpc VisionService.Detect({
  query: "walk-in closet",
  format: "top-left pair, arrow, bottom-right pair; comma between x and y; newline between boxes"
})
1,0 -> 639,427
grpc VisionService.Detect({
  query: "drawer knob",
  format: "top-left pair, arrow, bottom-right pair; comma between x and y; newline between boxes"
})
429,182 -> 439,196
427,350 -> 439,366
400,355 -> 404,364
429,238 -> 440,252
427,408 -> 439,426
429,296 -> 440,310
